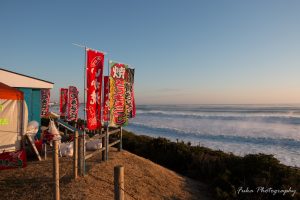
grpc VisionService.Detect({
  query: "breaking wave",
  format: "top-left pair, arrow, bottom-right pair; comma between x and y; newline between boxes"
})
126,105 -> 300,167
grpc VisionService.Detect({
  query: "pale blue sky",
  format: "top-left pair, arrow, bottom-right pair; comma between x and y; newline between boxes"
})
1,1 -> 300,104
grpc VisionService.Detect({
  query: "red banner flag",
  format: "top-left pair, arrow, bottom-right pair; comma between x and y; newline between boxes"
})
41,89 -> 50,117
125,68 -> 136,118
0,150 -> 27,170
68,86 -> 79,121
60,88 -> 68,117
102,76 -> 110,122
86,49 -> 104,130
109,62 -> 128,126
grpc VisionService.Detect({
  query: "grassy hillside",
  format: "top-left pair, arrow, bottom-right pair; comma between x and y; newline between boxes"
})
122,130 -> 300,200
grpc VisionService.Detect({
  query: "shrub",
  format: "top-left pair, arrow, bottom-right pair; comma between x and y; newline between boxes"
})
122,130 -> 300,200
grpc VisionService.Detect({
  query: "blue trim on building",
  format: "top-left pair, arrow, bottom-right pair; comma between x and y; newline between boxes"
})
18,88 -> 41,124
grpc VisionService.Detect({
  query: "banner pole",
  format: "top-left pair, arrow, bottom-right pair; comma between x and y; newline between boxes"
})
83,46 -> 87,176
72,43 -> 107,55
100,53 -> 105,133
107,60 -> 110,128
105,59 -> 110,161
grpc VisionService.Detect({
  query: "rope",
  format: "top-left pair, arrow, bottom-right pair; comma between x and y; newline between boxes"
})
88,172 -> 139,200
0,172 -> 68,186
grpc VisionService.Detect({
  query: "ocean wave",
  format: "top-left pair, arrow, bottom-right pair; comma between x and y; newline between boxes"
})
137,104 -> 300,114
129,122 -> 300,148
136,110 -> 300,125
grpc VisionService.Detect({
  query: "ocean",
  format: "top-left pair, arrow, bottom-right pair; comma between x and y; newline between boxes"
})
51,104 -> 300,167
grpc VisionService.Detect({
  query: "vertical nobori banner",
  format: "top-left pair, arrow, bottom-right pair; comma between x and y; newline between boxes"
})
59,88 -> 68,117
109,62 -> 128,126
125,68 -> 136,118
68,86 -> 79,121
41,89 -> 50,117
102,76 -> 110,122
86,49 -> 104,130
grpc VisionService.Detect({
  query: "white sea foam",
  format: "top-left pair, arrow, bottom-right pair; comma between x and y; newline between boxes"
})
127,105 -> 300,167
136,110 -> 300,123
129,116 -> 300,141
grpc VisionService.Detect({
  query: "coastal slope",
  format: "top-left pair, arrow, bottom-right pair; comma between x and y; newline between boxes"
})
0,148 -> 211,200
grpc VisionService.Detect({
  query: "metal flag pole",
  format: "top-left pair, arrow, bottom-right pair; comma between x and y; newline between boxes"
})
72,43 -> 107,55
108,59 -> 111,126
83,46 -> 87,176
105,59 -> 111,161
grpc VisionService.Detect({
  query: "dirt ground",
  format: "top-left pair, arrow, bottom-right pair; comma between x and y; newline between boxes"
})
0,148 -> 211,200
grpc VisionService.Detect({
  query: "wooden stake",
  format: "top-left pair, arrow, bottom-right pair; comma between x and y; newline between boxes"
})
114,165 -> 124,200
73,131 -> 78,179
102,130 -> 106,161
44,143 -> 47,160
105,127 -> 109,161
53,140 -> 60,200
78,136 -> 83,176
118,127 -> 122,151
98,128 -> 101,161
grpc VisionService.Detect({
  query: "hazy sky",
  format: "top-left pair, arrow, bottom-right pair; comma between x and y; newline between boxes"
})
1,1 -> 300,104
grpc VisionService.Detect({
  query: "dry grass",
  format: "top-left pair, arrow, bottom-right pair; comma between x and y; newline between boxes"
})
0,148 -> 211,200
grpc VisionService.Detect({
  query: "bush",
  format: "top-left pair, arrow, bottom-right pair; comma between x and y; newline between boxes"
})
122,130 -> 300,200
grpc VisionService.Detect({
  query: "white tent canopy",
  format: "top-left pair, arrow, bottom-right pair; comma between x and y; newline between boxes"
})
0,82 -> 28,152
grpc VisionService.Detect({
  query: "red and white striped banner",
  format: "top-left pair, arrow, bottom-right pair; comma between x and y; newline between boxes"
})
41,89 -> 50,117
86,49 -> 104,130
59,88 -> 68,117
68,86 -> 79,121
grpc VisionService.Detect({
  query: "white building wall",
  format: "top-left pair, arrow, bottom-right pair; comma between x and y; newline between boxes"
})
0,69 -> 53,89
